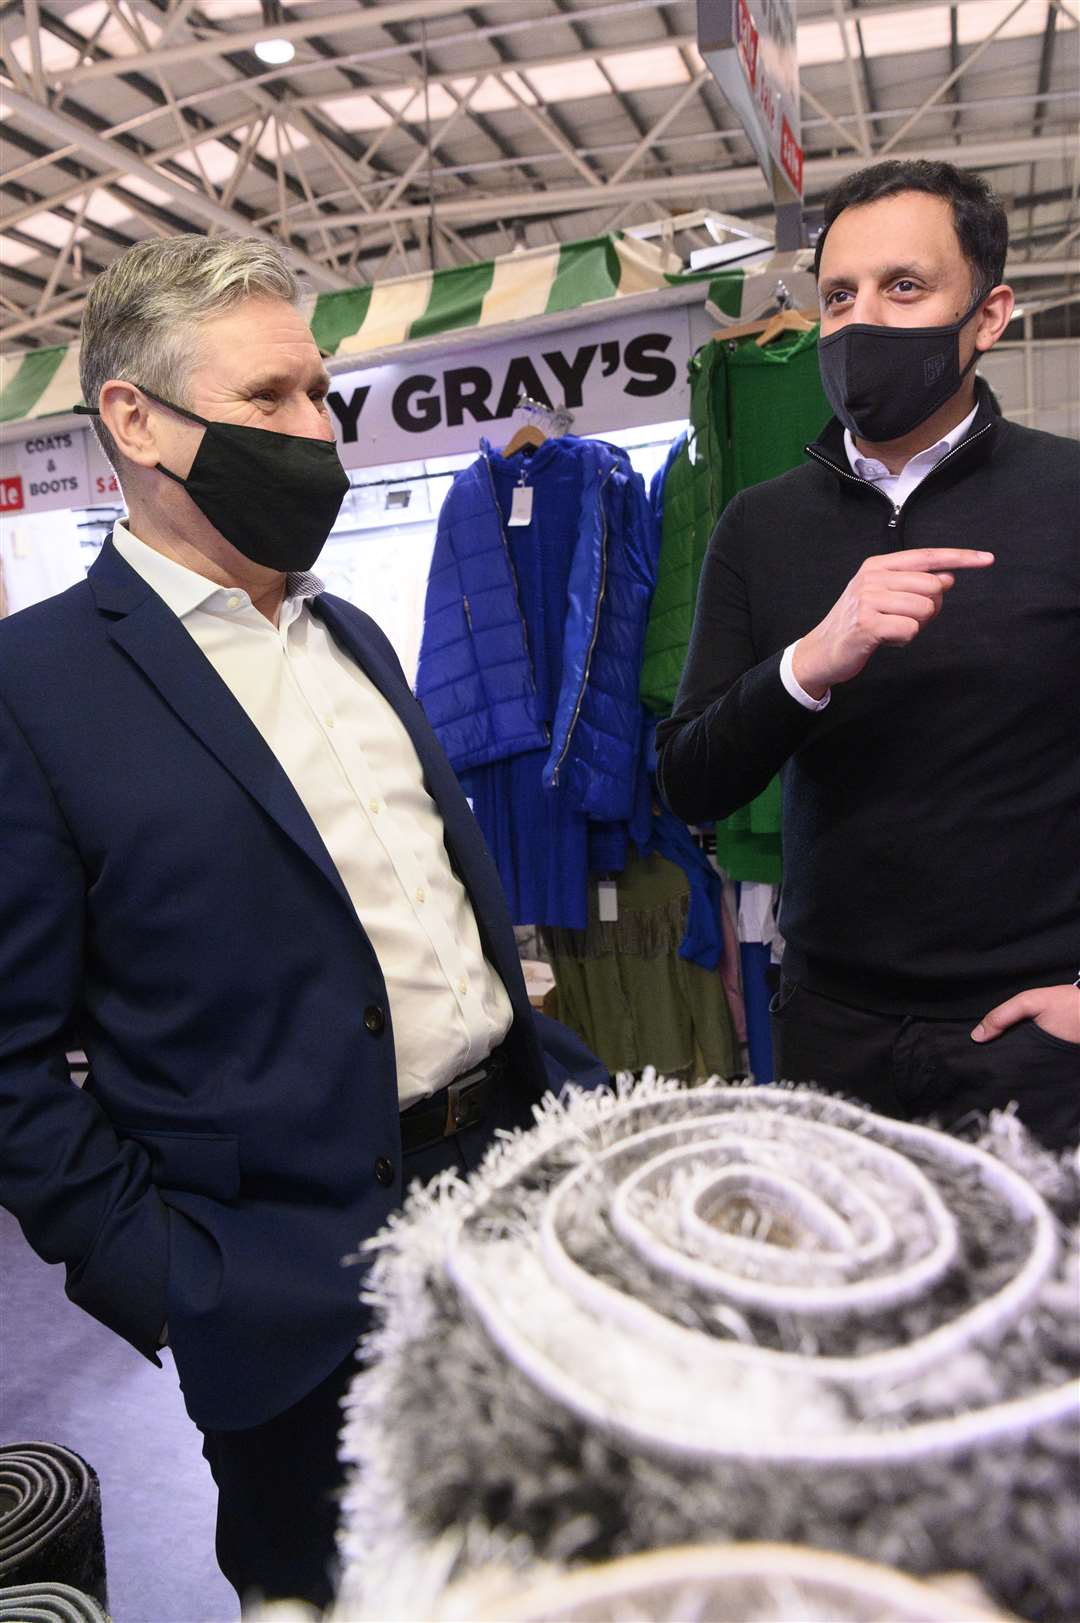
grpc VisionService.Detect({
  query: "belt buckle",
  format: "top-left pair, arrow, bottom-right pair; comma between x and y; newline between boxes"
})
444,1070 -> 486,1136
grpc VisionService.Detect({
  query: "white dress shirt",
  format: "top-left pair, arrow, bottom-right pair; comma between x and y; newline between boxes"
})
781,402 -> 980,711
112,523 -> 513,1108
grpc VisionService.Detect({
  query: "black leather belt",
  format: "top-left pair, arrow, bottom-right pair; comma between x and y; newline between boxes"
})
398,1045 -> 507,1155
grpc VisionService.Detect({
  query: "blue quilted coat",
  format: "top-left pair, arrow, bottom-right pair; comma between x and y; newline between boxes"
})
416,435 -> 657,825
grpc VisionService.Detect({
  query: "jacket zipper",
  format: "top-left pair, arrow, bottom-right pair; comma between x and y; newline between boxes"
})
480,452 -> 548,742
805,420 -> 994,540
550,465 -> 617,786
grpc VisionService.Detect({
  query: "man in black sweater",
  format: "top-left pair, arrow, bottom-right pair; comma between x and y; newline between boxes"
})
657,160 -> 1079,1149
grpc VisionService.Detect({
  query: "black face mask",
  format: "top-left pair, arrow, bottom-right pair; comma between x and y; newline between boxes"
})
78,386 -> 349,572
817,293 -> 983,444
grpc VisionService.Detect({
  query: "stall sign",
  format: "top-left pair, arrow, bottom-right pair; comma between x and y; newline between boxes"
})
0,427 -> 92,515
698,0 -> 803,205
325,307 -> 693,470
0,305 -> 695,495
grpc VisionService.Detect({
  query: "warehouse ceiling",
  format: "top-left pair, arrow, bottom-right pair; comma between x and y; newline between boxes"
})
0,0 -> 1077,353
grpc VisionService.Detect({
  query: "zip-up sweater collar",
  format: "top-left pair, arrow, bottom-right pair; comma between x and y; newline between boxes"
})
804,376 -> 1003,491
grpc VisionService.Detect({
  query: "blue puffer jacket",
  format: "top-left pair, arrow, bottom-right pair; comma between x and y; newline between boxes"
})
417,435 -> 658,823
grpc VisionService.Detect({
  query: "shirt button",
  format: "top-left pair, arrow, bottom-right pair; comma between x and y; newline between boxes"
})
415,886 -> 426,904
457,977 -> 468,997
227,595 -> 241,610
368,798 -> 380,815
323,714 -> 335,730
374,1157 -> 395,1187
363,1004 -> 385,1035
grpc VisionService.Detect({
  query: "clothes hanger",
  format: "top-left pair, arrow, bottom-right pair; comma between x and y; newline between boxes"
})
753,306 -> 818,347
712,306 -> 819,344
501,422 -> 547,457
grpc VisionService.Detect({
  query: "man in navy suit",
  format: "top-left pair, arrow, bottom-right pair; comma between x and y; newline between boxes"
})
0,236 -> 599,1610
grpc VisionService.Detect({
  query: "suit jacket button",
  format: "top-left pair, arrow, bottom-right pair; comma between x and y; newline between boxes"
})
364,1004 -> 386,1034
374,1157 -> 395,1187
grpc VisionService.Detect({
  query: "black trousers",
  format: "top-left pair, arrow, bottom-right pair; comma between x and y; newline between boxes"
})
198,1129 -> 473,1612
771,978 -> 1080,1151
200,1345 -> 359,1612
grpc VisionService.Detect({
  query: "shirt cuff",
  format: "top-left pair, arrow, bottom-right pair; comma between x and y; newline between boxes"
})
780,642 -> 831,712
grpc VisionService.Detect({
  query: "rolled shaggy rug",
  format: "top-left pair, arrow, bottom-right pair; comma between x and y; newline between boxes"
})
0,1583 -> 109,1623
0,1445 -> 107,1611
338,1078 -> 1080,1622
249,1538 -> 1012,1622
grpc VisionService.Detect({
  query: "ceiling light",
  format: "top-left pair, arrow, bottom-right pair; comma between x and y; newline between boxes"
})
254,38 -> 295,64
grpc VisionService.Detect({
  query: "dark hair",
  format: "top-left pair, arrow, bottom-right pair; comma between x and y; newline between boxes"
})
813,160 -> 1009,300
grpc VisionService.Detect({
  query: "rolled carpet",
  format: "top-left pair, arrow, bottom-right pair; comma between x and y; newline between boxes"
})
0,1445 -> 107,1610
0,1583 -> 109,1623
339,1077 -> 1080,1622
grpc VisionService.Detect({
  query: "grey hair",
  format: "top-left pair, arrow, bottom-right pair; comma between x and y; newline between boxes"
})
79,234 -> 300,468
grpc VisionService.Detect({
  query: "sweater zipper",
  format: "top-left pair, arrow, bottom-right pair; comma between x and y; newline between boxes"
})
550,465 -> 616,786
481,452 -> 548,742
805,420 -> 994,540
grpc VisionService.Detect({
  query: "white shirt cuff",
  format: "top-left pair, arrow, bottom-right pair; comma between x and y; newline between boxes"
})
780,642 -> 831,712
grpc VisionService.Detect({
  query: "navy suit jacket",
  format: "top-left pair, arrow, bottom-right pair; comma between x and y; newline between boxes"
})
0,540 -> 554,1429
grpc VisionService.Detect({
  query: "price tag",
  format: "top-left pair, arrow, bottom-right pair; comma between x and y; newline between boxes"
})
597,878 -> 618,922
509,484 -> 534,526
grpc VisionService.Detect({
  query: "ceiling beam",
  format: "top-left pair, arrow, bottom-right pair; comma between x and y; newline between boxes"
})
261,134 -> 1079,235
879,0 -> 1032,155
0,85 -> 351,288
607,71 -> 713,187
49,0 -> 676,84
831,0 -> 872,158
30,0 -> 1068,98
0,109 -> 255,234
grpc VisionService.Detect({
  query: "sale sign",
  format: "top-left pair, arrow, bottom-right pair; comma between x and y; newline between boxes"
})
1,474 -> 25,513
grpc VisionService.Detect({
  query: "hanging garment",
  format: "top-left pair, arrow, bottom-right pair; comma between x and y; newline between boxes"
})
650,328 -> 831,883
638,342 -> 727,716
545,849 -> 738,1078
418,435 -> 657,929
417,435 -> 657,821
712,778 -> 782,884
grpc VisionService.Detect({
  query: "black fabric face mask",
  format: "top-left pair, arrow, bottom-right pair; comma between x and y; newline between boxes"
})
78,386 -> 349,572
817,293 -> 983,444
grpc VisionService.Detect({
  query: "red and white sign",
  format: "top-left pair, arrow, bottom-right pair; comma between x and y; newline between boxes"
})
699,0 -> 803,204
0,474 -> 25,513
780,115 -> 804,196
735,0 -> 759,88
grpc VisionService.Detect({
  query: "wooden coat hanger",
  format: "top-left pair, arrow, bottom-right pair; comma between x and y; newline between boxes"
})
754,306 -> 818,346
712,306 -> 819,345
501,422 -> 547,457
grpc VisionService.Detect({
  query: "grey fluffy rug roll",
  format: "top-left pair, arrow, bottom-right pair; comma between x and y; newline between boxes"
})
338,1078 -> 1080,1621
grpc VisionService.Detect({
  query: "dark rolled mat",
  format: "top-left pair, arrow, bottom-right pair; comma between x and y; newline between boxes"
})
0,1446 -> 107,1610
0,1582 -> 110,1622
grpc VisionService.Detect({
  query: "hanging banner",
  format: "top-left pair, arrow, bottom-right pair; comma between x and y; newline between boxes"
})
0,306 -> 696,502
0,426 -> 91,517
324,307 -> 693,470
698,0 -> 803,242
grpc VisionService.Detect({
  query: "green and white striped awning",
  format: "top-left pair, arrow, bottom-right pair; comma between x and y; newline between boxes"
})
0,233 -> 746,427
308,232 -> 699,356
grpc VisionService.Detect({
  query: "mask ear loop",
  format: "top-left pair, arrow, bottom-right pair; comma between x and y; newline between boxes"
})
956,288 -> 989,386
75,385 -> 210,429
77,386 -> 211,484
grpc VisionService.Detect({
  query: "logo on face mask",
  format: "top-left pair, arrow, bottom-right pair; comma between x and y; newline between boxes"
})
923,353 -> 948,388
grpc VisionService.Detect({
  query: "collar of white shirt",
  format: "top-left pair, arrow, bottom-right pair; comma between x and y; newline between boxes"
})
111,520 -> 323,625
843,399 -> 979,488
